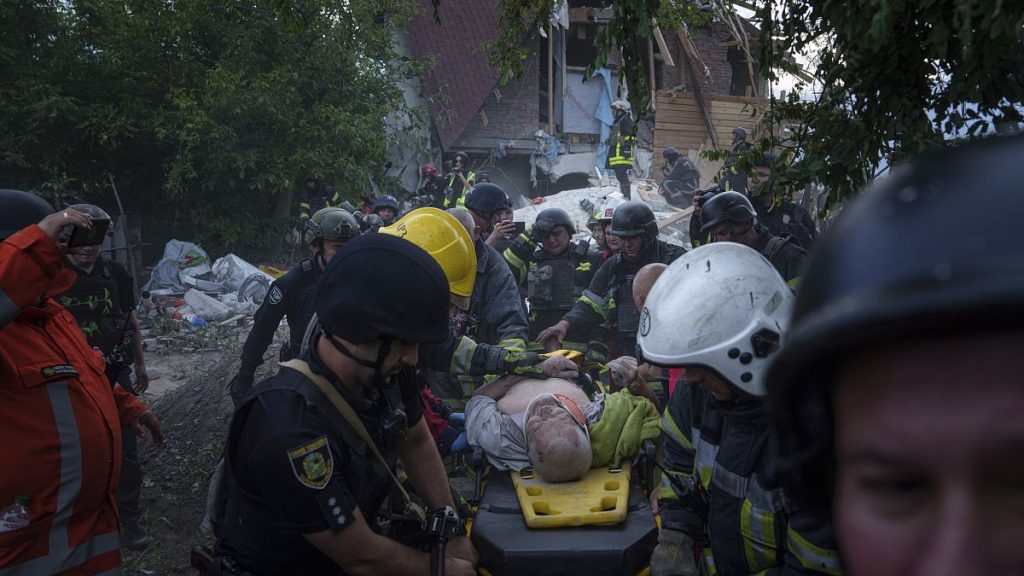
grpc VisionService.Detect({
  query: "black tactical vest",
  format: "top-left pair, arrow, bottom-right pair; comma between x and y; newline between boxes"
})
218,367 -> 410,574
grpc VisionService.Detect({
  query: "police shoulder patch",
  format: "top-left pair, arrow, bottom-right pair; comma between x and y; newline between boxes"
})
287,436 -> 334,489
268,285 -> 284,305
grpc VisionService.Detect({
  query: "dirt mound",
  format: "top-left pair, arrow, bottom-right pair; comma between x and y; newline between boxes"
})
123,343 -> 280,575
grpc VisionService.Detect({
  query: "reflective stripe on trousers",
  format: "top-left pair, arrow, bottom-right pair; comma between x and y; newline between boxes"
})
0,382 -> 121,575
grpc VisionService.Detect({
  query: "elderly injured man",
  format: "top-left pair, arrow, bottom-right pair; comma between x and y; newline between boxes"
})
466,355 -> 660,483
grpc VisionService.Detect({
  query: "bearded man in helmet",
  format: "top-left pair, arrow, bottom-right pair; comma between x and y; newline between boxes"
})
608,100 -> 635,199
768,134 -> 1024,576
229,207 -> 361,404
215,233 -> 478,576
639,243 -> 843,576
538,200 -> 684,361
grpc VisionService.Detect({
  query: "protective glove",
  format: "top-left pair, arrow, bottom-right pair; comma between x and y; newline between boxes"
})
228,369 -> 256,407
649,529 -> 699,576
538,355 -> 579,379
606,356 -> 639,390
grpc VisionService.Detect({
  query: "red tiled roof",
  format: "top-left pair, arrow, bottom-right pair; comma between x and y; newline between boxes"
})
407,0 -> 502,151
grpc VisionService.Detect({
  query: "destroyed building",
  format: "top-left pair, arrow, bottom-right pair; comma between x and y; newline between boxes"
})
389,0 -> 770,204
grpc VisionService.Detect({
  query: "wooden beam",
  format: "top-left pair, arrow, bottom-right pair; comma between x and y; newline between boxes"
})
548,22 -> 554,133
651,19 -> 675,67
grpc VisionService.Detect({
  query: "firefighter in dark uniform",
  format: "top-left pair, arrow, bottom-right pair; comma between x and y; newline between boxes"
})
608,100 -> 635,199
215,233 -> 478,576
659,146 -> 701,209
298,175 -> 340,221
700,191 -> 807,287
229,207 -> 360,405
639,243 -> 843,576
537,201 -> 685,360
503,208 -> 605,361
56,202 -> 155,550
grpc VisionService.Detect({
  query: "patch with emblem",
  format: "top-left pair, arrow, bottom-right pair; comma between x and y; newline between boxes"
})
268,285 -> 284,305
639,307 -> 651,337
287,436 -> 334,489
42,365 -> 79,378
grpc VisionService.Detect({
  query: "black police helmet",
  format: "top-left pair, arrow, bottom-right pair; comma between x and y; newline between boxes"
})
662,146 -> 680,160
464,182 -> 508,216
0,189 -> 54,240
316,233 -> 449,345
608,201 -> 658,238
699,191 -> 756,234
453,151 -> 469,163
766,133 -> 1024,515
373,195 -> 400,212
534,208 -> 576,236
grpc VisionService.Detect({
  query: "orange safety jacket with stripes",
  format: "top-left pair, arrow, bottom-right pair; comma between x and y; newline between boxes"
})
0,224 -> 148,575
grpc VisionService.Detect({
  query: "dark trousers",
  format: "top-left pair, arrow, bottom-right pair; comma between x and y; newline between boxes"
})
612,164 -> 631,199
118,427 -> 143,523
115,368 -> 144,524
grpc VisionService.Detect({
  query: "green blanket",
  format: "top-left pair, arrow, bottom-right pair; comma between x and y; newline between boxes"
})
589,390 -> 661,468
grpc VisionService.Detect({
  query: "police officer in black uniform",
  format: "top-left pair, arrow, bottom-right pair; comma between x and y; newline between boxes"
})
700,191 -> 807,286
216,233 -> 478,576
56,203 -> 153,550
538,201 -> 685,359
229,207 -> 360,405
502,208 -> 603,358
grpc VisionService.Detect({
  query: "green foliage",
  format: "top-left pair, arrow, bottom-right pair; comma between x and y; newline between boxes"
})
1,0 -> 418,258
760,0 -> 1024,204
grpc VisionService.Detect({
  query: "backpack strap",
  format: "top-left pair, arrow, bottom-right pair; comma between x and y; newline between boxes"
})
279,359 -> 426,523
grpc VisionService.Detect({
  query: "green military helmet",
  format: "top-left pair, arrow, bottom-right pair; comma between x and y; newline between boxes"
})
305,207 -> 360,245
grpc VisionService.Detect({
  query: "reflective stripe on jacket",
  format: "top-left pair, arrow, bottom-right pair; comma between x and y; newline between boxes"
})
660,381 -> 843,576
1,225 -> 147,575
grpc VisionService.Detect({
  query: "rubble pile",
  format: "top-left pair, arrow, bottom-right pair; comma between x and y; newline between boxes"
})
139,241 -> 280,353
513,179 -> 694,249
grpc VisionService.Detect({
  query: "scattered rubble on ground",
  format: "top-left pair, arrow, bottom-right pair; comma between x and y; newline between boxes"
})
137,242 -> 283,357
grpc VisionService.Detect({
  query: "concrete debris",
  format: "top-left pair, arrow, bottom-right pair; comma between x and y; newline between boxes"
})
514,180 -> 694,249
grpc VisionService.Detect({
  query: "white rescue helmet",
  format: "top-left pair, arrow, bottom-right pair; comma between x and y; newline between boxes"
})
637,242 -> 793,396
611,100 -> 631,112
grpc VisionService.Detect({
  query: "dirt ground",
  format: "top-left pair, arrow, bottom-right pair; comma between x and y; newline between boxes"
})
121,340 -> 282,575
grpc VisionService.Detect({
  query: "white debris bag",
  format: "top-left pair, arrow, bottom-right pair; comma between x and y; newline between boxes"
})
183,289 -> 231,322
212,254 -> 275,292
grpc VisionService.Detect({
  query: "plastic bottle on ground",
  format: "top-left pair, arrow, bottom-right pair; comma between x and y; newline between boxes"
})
0,497 -> 30,532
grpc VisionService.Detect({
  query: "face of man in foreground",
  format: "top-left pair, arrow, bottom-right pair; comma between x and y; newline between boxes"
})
834,332 -> 1024,576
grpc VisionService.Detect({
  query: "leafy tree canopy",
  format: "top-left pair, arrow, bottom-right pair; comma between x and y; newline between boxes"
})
0,0 -> 418,258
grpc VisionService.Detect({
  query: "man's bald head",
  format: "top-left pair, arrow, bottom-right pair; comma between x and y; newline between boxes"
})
633,262 -> 668,310
447,208 -> 480,241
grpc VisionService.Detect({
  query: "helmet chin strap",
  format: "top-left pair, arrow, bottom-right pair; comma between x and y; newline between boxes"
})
324,332 -> 393,388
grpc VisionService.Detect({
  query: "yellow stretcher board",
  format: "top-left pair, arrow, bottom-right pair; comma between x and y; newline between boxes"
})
512,467 -> 631,528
